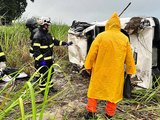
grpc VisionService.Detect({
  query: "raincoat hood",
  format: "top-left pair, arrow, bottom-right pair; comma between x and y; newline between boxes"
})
105,12 -> 121,31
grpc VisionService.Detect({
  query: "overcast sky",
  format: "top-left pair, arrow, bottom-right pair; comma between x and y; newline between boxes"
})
22,0 -> 160,25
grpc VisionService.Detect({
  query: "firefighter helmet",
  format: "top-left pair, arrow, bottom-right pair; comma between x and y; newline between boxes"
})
26,18 -> 37,28
38,17 -> 51,26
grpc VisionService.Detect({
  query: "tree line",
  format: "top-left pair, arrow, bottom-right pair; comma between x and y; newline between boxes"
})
0,0 -> 34,25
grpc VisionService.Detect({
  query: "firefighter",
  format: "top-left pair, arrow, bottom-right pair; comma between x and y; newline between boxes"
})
0,46 -> 7,81
26,18 -> 39,82
84,12 -> 136,119
32,17 -> 72,94
26,18 -> 39,57
0,47 -> 6,71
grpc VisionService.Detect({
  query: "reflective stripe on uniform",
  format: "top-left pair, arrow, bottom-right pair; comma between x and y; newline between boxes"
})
33,43 -> 40,47
49,43 -> 54,48
44,56 -> 52,60
35,54 -> 43,60
39,84 -> 53,91
40,45 -> 48,49
39,78 -> 54,90
59,41 -> 63,46
0,52 -> 5,57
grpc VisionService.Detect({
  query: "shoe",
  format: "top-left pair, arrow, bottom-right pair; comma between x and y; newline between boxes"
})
105,113 -> 112,119
84,112 -> 96,120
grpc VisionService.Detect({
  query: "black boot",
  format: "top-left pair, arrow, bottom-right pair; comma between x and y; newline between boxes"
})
105,113 -> 112,119
84,112 -> 96,120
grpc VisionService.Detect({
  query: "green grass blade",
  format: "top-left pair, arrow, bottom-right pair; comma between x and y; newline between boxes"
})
27,81 -> 37,120
39,66 -> 52,120
19,97 -> 25,120
0,99 -> 19,119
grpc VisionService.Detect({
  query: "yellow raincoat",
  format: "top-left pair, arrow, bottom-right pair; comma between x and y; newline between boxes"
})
84,12 -> 136,103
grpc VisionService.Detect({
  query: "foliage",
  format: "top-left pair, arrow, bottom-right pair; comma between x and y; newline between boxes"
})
50,23 -> 70,59
0,22 -> 69,119
0,22 -> 69,75
0,64 -> 68,119
0,0 -> 34,24
0,22 -> 71,119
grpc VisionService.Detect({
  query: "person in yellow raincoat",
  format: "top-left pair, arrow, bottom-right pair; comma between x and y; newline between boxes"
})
84,12 -> 136,119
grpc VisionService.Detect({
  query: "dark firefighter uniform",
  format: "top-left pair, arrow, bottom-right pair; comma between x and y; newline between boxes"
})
0,47 -> 6,62
29,28 -> 38,56
33,27 -> 69,91
0,46 -> 7,77
25,18 -> 39,57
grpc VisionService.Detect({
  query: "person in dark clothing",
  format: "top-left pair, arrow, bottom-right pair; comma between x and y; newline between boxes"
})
0,47 -> 7,71
26,18 -> 39,57
0,47 -> 6,62
33,17 -> 72,94
0,46 -> 10,82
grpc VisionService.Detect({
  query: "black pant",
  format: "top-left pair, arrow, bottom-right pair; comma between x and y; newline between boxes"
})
35,60 -> 54,88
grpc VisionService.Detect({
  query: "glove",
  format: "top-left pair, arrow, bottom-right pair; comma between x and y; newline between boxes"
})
65,41 -> 73,46
40,60 -> 46,66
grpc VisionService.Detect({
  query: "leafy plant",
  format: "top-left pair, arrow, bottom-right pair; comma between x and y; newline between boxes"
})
0,0 -> 34,24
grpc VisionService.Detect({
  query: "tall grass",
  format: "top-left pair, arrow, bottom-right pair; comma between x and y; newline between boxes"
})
0,22 -> 70,119
0,65 -> 70,119
0,23 -> 32,75
50,23 -> 70,59
117,85 -> 160,119
0,22 -> 69,74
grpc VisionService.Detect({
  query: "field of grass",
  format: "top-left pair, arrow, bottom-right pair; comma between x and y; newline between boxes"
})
0,23 -> 160,120
0,23 -> 70,119
0,23 -> 69,75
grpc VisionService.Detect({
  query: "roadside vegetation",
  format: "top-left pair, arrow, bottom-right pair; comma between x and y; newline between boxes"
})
0,23 -> 159,120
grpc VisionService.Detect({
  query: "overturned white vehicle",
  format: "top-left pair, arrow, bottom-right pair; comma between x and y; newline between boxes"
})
68,17 -> 160,89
